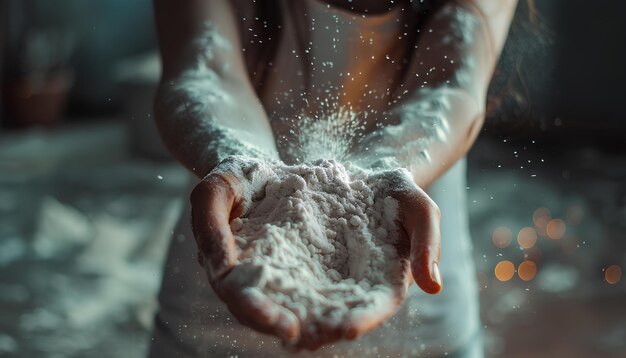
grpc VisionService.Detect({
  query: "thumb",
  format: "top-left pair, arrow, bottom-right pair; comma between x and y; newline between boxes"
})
191,173 -> 242,282
399,189 -> 442,294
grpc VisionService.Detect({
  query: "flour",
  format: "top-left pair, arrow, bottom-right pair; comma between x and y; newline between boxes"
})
350,86 -> 452,172
210,156 -> 411,339
156,24 -> 279,176
288,107 -> 365,164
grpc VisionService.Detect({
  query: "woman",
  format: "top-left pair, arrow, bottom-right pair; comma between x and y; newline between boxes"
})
149,0 -> 518,356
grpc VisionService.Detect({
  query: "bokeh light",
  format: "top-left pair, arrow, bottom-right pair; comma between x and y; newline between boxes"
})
517,227 -> 538,249
492,226 -> 513,248
566,205 -> 584,226
518,261 -> 537,281
533,207 -> 551,236
547,219 -> 566,240
495,261 -> 515,282
605,265 -> 622,285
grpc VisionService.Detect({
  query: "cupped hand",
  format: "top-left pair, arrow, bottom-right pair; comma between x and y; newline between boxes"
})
373,168 -> 443,294
190,166 -> 301,344
326,169 -> 442,346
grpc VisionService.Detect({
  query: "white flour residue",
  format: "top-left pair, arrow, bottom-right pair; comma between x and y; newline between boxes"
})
351,87 -> 452,171
440,4 -> 479,48
210,156 -> 410,337
156,23 -> 278,168
168,22 -> 234,114
194,22 -> 232,63
438,4 -> 479,90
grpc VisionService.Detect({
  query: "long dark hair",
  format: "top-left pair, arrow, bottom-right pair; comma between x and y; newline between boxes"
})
486,0 -> 552,130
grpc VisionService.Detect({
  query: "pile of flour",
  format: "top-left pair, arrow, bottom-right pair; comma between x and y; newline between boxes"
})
213,156 -> 410,332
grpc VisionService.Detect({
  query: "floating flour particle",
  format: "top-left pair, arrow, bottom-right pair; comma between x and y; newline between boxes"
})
210,156 -> 411,341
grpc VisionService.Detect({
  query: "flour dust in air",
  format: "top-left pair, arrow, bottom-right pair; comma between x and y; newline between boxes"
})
285,103 -> 367,164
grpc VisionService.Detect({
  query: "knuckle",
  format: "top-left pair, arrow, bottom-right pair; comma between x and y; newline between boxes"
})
190,173 -> 233,202
429,200 -> 441,218
212,172 -> 240,196
412,191 -> 439,218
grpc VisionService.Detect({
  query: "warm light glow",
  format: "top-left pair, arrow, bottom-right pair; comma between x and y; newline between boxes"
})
547,219 -> 566,240
605,265 -> 622,285
566,205 -> 584,226
518,261 -> 537,281
492,226 -> 513,248
533,207 -> 551,236
495,261 -> 515,282
517,227 -> 538,249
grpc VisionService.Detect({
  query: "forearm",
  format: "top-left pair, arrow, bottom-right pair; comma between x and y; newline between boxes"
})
351,87 -> 482,186
153,0 -> 278,178
351,0 -> 517,187
155,65 -> 279,177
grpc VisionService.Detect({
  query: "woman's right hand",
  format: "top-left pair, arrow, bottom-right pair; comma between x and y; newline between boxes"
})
190,164 -> 302,344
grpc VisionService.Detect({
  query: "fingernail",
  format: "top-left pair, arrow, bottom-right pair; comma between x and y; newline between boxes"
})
432,262 -> 442,288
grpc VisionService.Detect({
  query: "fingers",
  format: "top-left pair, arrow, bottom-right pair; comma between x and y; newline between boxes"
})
192,165 -> 305,346
329,289 -> 399,346
293,323 -> 325,351
190,173 -> 241,281
221,286 -> 300,344
287,288 -> 401,351
192,165 -> 303,346
398,188 -> 443,294
293,318 -> 345,351
293,302 -> 396,350
342,309 -> 389,341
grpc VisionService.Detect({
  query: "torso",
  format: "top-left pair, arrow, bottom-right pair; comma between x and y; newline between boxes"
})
262,0 -> 409,113
235,0 -> 420,160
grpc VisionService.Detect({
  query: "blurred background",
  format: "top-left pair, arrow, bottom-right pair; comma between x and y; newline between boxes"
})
0,0 -> 624,357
